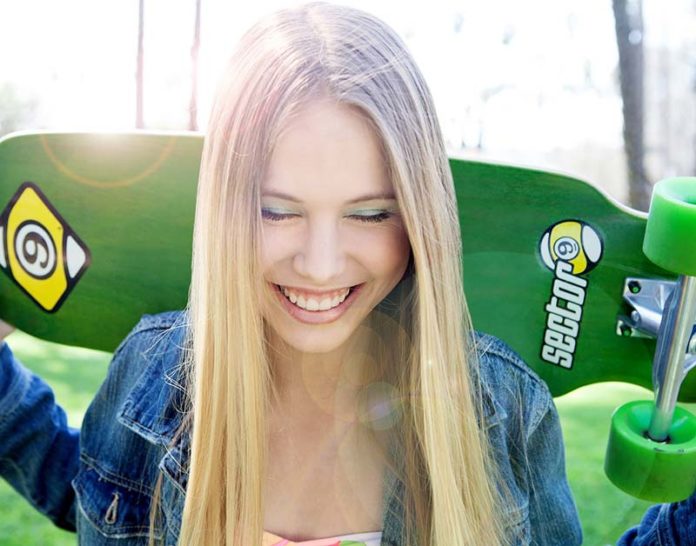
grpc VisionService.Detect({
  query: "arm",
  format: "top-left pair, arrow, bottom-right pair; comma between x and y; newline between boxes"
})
0,341 -> 78,531
616,493 -> 696,545
526,394 -> 583,545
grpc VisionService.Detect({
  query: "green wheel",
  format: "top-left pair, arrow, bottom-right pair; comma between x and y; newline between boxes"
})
643,177 -> 696,275
605,401 -> 696,502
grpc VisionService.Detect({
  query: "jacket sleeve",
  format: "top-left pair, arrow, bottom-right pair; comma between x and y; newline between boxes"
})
0,341 -> 78,531
525,392 -> 583,545
616,493 -> 696,545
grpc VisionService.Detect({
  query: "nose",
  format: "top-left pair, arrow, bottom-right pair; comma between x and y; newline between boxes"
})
293,218 -> 346,284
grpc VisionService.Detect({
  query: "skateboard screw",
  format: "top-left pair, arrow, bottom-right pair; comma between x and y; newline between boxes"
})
619,323 -> 633,337
628,280 -> 641,294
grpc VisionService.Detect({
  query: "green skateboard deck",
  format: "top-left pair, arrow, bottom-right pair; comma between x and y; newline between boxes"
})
0,131 -> 693,403
0,132 -> 198,352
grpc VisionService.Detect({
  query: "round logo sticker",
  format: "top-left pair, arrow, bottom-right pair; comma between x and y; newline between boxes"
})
539,220 -> 603,275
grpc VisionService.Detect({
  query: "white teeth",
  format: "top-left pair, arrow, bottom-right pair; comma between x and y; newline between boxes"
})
278,285 -> 352,311
282,287 -> 297,303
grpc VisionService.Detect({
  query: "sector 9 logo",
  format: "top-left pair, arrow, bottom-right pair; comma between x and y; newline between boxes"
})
14,221 -> 57,280
0,182 -> 90,312
539,220 -> 603,275
539,219 -> 603,370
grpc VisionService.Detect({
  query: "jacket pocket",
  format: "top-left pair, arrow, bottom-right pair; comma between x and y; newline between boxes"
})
72,461 -> 162,541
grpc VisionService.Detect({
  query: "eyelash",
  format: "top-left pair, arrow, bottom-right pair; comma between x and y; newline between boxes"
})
261,210 -> 393,223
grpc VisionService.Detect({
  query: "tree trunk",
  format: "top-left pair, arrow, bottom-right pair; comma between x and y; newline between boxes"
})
189,0 -> 201,131
612,0 -> 651,210
136,0 -> 145,129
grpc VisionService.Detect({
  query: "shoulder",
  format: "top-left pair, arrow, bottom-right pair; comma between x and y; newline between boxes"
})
472,331 -> 554,435
76,311 -> 189,541
84,310 -> 189,446
114,310 -> 188,361
111,308 -> 190,420
106,310 -> 189,385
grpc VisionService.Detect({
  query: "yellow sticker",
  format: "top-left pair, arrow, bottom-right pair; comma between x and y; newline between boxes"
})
539,219 -> 603,275
0,182 -> 90,312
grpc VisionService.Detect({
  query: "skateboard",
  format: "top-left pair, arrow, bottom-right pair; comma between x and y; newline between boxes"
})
0,131 -> 694,501
454,161 -> 695,402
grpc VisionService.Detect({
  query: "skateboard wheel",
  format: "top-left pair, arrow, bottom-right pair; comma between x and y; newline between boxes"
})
604,400 -> 696,502
643,177 -> 696,275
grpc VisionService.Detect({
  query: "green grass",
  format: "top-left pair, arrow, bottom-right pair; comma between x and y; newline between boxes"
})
0,332 -> 693,545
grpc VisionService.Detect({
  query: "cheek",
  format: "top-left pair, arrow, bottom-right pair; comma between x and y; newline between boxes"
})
260,228 -> 295,270
392,229 -> 412,271
361,225 -> 411,275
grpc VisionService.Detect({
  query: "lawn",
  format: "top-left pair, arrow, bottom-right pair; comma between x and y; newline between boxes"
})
0,330 -> 693,545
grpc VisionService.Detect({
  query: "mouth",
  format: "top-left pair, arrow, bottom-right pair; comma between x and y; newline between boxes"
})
274,283 -> 360,310
270,282 -> 364,324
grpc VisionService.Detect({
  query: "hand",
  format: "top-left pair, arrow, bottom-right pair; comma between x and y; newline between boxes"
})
0,320 -> 16,342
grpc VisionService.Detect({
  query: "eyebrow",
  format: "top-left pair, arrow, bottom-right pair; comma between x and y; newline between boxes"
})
261,191 -> 396,205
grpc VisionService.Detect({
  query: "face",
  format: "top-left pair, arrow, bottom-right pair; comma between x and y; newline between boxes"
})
260,100 -> 411,356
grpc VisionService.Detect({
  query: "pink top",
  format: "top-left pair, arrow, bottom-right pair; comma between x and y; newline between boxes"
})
262,530 -> 383,546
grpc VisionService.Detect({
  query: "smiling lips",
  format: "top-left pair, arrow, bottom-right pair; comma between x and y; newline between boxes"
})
276,284 -> 352,311
270,282 -> 365,325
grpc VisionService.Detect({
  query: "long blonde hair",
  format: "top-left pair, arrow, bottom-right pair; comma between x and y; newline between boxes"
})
172,3 -> 509,545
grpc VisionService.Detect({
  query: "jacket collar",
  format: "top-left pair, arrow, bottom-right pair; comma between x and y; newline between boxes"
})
117,312 -> 190,447
116,317 -> 505,446
115,315 -> 506,512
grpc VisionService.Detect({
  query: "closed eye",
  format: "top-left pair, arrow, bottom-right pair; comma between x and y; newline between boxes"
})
261,209 -> 297,222
348,211 -> 392,223
261,209 -> 393,223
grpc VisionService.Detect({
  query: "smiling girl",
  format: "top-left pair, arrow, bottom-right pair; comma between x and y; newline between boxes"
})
177,5 -> 531,541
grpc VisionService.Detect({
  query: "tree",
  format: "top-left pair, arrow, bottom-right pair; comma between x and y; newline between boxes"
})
136,0 -> 145,129
189,0 -> 201,131
613,0 -> 652,210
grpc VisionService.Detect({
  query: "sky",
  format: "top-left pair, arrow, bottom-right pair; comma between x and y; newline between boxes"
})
1,0 -> 693,201
0,0 -> 621,138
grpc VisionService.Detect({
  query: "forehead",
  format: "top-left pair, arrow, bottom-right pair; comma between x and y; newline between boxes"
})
262,100 -> 393,200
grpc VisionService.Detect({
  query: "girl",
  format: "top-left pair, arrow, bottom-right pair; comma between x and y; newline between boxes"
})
0,3 -> 692,545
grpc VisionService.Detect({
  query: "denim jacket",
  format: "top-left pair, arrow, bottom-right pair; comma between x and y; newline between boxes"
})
0,309 -> 693,545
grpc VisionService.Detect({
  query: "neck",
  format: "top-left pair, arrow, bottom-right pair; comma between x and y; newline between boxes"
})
267,324 -> 382,429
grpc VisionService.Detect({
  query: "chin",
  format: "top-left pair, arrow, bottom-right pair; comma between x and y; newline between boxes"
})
277,324 -> 358,355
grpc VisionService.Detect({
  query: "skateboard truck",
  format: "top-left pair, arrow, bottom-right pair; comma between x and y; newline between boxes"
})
618,279 -> 696,411
617,278 -> 696,348
647,276 -> 696,441
619,276 -> 696,437
605,177 -> 696,502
